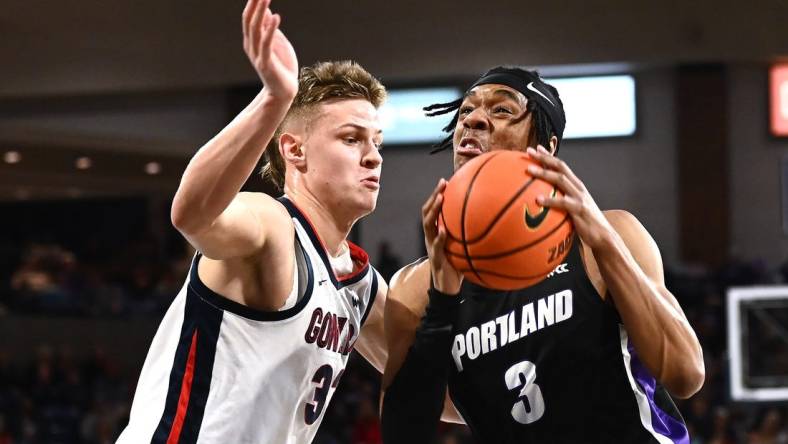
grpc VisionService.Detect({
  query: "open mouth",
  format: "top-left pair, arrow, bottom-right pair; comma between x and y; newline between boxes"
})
457,137 -> 484,156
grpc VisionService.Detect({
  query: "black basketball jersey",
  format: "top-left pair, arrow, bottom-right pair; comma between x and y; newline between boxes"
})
447,235 -> 689,444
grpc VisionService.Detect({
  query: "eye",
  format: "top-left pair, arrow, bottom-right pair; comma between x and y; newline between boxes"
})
494,106 -> 513,114
459,106 -> 474,115
344,136 -> 358,144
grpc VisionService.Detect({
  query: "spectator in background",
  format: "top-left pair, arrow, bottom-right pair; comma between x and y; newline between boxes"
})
748,408 -> 787,444
10,244 -> 76,314
707,407 -> 737,444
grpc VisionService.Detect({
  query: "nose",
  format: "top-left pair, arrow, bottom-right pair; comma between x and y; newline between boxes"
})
362,143 -> 382,169
463,108 -> 489,131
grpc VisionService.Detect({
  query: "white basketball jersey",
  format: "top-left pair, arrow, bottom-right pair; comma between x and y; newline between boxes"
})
117,197 -> 379,444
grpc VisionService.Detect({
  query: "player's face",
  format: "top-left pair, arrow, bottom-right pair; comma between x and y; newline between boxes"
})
452,84 -> 535,170
302,99 -> 383,217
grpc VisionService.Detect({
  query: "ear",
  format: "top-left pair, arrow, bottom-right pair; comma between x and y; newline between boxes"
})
280,132 -> 305,168
548,136 -> 558,155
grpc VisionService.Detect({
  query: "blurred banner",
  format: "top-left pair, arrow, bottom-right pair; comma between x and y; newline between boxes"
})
770,64 -> 788,137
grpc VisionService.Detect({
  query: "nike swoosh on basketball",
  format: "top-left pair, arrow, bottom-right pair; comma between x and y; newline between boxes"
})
525,205 -> 550,229
526,82 -> 555,107
524,188 -> 557,229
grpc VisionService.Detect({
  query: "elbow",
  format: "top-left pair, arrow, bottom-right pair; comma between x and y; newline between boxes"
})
170,201 -> 191,233
663,360 -> 705,399
170,199 -> 206,237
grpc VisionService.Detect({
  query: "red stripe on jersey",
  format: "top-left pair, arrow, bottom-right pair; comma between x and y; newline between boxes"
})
338,241 -> 370,282
167,330 -> 198,444
287,199 -> 370,280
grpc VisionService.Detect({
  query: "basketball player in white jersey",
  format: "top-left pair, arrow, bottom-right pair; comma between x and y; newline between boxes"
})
117,1 -> 388,442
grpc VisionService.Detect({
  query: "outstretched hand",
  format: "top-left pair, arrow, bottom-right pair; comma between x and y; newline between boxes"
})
525,146 -> 616,251
242,0 -> 298,100
422,179 -> 464,295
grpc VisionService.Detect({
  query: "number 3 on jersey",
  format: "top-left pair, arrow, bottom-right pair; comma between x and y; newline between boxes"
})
505,360 -> 545,424
304,364 -> 344,425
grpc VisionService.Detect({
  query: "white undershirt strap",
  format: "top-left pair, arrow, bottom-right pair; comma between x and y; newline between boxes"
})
329,242 -> 354,276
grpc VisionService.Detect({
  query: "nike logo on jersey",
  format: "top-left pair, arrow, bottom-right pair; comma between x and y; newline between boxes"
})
546,263 -> 569,279
304,308 -> 357,356
318,279 -> 328,286
451,290 -> 573,372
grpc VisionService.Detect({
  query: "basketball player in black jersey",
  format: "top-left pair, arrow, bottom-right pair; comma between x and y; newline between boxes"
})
381,67 -> 705,443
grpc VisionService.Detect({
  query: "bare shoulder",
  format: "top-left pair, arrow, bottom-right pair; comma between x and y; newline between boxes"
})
388,258 -> 432,319
197,193 -> 297,310
603,209 -> 657,252
579,210 -> 662,297
182,191 -> 294,263
604,209 -> 645,237
236,192 -> 292,228
602,209 -> 664,281
231,192 -> 295,264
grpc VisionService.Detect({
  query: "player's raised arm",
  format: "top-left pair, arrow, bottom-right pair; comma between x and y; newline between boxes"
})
170,0 -> 298,260
599,210 -> 705,398
527,145 -> 705,399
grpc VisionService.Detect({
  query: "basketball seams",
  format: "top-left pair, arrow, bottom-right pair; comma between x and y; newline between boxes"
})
460,154 -> 546,245
464,176 -> 538,245
448,217 -> 571,260
442,152 -> 501,244
455,267 -> 550,281
459,152 -> 503,286
442,151 -> 574,290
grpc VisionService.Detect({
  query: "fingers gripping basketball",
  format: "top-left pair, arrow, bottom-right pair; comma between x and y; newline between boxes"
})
440,151 -> 574,290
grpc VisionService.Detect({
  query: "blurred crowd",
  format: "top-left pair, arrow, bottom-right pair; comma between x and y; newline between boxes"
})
0,240 -> 191,318
0,346 -> 128,444
1,239 -> 788,443
665,256 -> 788,444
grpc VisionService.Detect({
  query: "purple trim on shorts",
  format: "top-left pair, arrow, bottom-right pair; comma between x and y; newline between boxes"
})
627,342 -> 689,444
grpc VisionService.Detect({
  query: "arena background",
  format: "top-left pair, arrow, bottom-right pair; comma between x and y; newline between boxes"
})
1,0 -> 787,442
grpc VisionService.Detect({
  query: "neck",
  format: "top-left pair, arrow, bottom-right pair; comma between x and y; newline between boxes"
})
284,185 -> 356,257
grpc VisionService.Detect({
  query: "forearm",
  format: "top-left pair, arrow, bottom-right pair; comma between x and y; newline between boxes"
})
357,322 -> 388,373
594,233 -> 704,397
382,289 -> 459,443
171,89 -> 292,233
382,348 -> 448,444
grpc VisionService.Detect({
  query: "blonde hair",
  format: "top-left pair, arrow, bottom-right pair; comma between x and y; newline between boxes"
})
262,61 -> 387,191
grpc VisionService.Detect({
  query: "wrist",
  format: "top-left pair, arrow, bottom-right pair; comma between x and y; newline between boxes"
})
257,87 -> 296,110
431,270 -> 462,296
413,287 -> 462,356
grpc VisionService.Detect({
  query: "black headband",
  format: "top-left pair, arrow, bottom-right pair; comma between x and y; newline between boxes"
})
423,66 -> 566,154
469,69 -> 565,140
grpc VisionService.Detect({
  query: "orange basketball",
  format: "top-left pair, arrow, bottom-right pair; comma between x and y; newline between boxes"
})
440,150 -> 575,290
